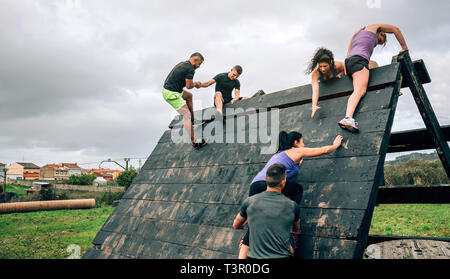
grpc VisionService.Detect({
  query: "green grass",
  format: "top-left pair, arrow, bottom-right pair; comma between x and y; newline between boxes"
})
5,184 -> 31,197
370,204 -> 450,238
0,206 -> 115,259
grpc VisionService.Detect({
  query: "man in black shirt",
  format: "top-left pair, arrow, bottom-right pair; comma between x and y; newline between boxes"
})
199,65 -> 248,119
162,53 -> 207,149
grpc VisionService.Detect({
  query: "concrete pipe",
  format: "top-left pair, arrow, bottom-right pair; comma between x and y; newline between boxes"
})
0,199 -> 96,214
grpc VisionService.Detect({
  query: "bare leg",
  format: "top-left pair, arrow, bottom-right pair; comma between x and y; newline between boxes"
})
238,243 -> 249,259
345,67 -> 370,118
177,105 -> 194,143
182,91 -> 195,120
214,91 -> 224,114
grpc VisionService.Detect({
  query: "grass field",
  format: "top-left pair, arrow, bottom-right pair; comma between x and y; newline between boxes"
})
0,203 -> 448,259
0,206 -> 114,259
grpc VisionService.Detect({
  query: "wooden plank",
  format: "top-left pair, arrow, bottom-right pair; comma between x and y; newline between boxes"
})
147,131 -> 386,170
122,181 -> 376,210
400,59 -> 431,88
298,156 -> 381,183
110,199 -> 240,228
296,235 -> 359,259
135,164 -> 264,185
367,235 -> 450,246
168,63 -> 401,128
366,239 -> 450,259
122,183 -> 249,205
388,125 -> 450,153
299,208 -> 364,239
376,185 -> 450,204
135,156 -> 380,186
397,51 -> 450,178
301,181 -> 374,210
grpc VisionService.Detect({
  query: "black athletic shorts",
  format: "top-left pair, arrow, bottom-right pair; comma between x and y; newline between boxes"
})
345,55 -> 369,77
214,96 -> 244,107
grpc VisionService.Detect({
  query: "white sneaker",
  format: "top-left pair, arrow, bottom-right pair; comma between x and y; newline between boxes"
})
338,117 -> 359,133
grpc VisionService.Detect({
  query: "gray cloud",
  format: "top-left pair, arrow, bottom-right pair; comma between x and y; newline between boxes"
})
0,0 -> 449,168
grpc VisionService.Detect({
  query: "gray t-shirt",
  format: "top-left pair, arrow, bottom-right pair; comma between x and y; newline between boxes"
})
240,191 -> 300,259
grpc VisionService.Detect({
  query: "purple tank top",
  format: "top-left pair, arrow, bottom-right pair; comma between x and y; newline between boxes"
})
348,28 -> 378,61
251,151 -> 299,184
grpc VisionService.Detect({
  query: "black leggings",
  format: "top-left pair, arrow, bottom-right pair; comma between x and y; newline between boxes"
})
242,180 -> 303,246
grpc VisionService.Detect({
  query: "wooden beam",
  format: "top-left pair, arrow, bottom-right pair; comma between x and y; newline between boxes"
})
388,125 -> 450,153
400,59 -> 431,88
376,185 -> 450,204
396,51 -> 450,179
366,235 -> 450,246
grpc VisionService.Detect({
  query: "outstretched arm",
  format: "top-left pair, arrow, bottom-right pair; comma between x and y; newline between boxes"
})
200,79 -> 216,88
311,70 -> 321,118
368,24 -> 408,52
293,135 -> 343,158
230,89 -> 241,104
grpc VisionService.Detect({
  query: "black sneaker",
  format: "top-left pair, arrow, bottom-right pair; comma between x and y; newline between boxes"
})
192,139 -> 207,149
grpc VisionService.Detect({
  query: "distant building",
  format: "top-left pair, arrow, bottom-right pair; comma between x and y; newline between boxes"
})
82,168 -> 123,180
61,163 -> 82,176
40,164 -> 69,181
7,162 -> 40,180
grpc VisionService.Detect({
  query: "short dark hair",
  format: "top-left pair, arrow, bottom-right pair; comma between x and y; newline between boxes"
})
233,65 -> 243,75
190,52 -> 204,61
266,164 -> 287,188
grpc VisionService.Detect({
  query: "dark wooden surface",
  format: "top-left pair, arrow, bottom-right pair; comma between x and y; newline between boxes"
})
388,125 -> 450,153
84,60 -> 403,259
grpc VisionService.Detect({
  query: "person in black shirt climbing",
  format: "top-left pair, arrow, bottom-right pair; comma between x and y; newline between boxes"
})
198,65 -> 248,120
162,53 -> 207,149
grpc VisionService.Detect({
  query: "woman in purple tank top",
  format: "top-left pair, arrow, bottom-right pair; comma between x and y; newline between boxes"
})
239,131 -> 343,259
339,24 -> 409,133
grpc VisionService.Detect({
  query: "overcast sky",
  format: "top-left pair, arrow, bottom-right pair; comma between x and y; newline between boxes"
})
0,0 -> 449,169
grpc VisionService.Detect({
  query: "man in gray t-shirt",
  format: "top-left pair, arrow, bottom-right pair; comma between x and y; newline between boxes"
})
233,164 -> 301,259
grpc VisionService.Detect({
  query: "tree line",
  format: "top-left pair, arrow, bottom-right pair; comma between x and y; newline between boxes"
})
384,152 -> 449,186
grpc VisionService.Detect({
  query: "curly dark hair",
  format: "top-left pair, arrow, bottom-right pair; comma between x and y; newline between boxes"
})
305,47 -> 335,75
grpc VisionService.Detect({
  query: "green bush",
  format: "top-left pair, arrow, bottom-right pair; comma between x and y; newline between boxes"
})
385,159 -> 449,186
68,174 -> 97,186
116,168 -> 137,190
96,191 -> 124,206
